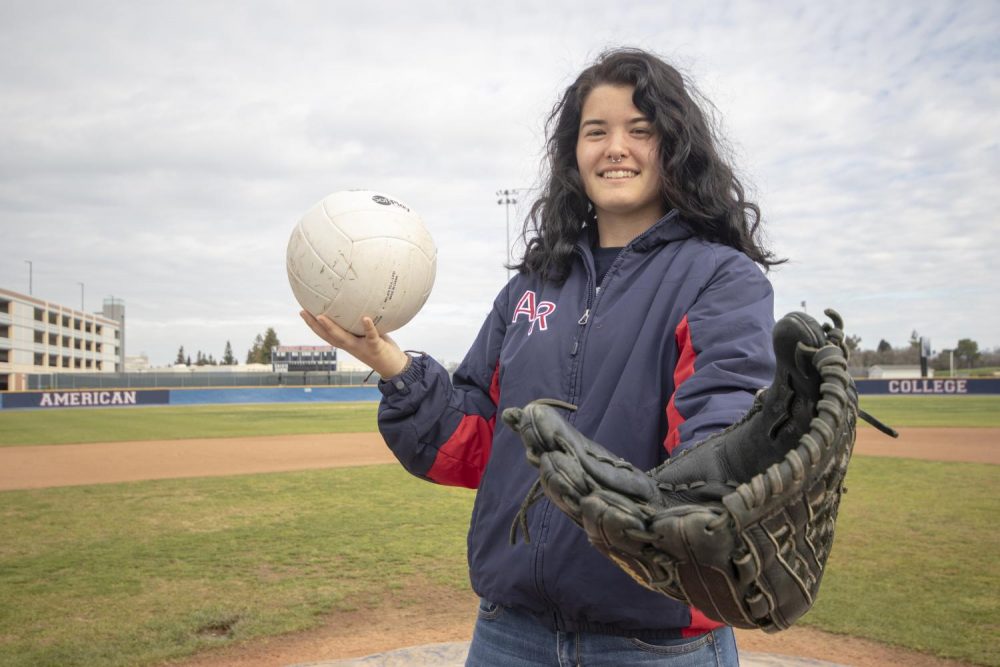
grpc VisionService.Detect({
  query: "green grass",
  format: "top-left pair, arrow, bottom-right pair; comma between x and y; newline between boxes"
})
1,395 -> 996,448
858,395 -> 1000,427
0,459 -> 996,666
0,402 -> 380,447
803,457 -> 999,666
1,396 -> 997,664
0,466 -> 474,667
934,367 -> 1000,378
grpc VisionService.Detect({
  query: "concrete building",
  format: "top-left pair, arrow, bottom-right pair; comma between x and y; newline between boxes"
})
0,288 -> 124,391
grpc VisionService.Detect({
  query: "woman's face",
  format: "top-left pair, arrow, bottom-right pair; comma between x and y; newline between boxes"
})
575,84 -> 665,238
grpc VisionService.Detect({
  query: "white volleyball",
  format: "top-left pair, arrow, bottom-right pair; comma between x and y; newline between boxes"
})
286,190 -> 437,335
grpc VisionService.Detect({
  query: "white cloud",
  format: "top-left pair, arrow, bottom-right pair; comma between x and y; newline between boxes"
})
1,0 -> 997,365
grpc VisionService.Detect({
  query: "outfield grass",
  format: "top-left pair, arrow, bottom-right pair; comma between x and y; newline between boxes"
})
805,457 -> 999,666
1,395 -> 997,448
0,402 -> 380,447
0,466 -> 473,667
0,396 -> 997,665
858,395 -> 1000,428
0,459 -> 996,666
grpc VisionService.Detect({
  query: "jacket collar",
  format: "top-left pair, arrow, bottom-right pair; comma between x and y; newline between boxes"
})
578,209 -> 692,254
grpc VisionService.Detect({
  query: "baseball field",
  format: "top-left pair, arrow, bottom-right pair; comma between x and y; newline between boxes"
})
0,395 -> 997,667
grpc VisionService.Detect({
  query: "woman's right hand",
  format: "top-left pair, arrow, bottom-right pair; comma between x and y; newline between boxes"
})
300,311 -> 410,378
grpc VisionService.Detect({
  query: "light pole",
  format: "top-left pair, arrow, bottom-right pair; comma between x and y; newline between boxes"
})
77,282 -> 85,311
25,260 -> 32,295
496,189 -> 519,279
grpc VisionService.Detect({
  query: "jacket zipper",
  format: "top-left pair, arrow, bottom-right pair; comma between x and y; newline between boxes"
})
537,243 -> 630,629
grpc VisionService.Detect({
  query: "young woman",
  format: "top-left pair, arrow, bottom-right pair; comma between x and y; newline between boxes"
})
303,47 -> 781,666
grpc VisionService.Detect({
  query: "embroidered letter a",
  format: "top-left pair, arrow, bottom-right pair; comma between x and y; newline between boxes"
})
512,290 -> 556,335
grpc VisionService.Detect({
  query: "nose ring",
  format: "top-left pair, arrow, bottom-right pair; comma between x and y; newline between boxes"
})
610,154 -> 623,163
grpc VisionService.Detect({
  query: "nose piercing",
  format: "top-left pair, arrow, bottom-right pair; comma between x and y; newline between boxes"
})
610,154 -> 623,163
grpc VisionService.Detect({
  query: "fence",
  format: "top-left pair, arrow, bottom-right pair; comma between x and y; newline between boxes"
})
26,370 -> 376,390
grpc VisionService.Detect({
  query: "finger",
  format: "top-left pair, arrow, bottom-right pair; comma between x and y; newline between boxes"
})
313,314 -> 359,347
317,315 -> 354,338
300,310 -> 333,342
361,317 -> 382,343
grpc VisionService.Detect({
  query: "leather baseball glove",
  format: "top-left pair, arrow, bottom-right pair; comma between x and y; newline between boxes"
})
503,310 -> 896,632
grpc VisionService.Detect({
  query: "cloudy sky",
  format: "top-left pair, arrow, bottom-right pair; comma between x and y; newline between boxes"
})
1,0 -> 997,368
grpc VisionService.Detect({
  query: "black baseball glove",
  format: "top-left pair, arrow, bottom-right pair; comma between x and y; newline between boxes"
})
503,310 -> 896,632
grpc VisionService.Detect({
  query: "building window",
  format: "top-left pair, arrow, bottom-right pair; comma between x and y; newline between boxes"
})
74,338 -> 82,350
62,355 -> 70,368
34,353 -> 45,366
96,325 -> 102,335
48,312 -> 58,324
0,324 -> 8,338
48,333 -> 58,345
85,322 -> 93,333
74,358 -> 82,369
34,330 -> 45,344
62,315 -> 70,327
48,355 -> 57,367
34,308 -> 44,321
0,349 -> 8,363
96,360 -> 102,371
74,318 -> 82,330
0,298 -> 10,314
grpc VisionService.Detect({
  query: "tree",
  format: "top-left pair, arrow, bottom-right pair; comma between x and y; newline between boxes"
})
955,338 -> 980,368
876,339 -> 892,354
223,341 -> 236,365
175,346 -> 186,365
246,328 -> 281,365
246,334 -> 263,364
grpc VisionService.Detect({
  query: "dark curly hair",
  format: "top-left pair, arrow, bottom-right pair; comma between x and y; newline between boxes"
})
513,47 -> 783,282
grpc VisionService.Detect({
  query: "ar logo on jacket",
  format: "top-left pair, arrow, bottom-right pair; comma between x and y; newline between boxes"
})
512,290 -> 556,335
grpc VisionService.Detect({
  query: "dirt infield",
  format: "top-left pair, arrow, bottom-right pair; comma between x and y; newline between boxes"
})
0,433 -> 397,491
0,427 -> 996,491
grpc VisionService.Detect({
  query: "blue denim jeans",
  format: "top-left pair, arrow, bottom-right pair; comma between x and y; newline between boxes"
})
465,599 -> 739,666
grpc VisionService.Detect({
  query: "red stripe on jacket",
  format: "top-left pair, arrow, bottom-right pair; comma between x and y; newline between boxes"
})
663,314 -> 696,454
426,363 -> 501,489
683,606 -> 724,637
664,315 -> 726,636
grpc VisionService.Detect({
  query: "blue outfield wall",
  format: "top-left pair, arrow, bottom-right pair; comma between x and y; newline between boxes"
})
0,386 -> 382,409
168,386 -> 382,405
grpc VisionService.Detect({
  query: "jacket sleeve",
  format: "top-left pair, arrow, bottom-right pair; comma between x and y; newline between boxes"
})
664,247 -> 776,455
376,289 -> 508,488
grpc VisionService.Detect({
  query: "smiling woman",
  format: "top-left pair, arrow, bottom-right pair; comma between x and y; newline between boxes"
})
296,46 -> 797,666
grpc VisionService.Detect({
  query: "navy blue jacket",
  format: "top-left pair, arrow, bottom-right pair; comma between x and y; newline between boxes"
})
378,211 -> 776,638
